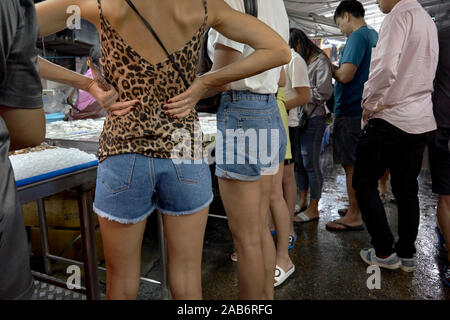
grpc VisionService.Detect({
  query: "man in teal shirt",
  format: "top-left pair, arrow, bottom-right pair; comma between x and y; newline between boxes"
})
326,0 -> 378,232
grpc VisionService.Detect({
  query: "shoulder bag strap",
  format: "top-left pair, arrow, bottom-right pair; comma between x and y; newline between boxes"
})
125,0 -> 189,89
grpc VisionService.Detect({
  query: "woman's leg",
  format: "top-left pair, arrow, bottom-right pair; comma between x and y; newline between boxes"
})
282,162 -> 297,235
297,117 -> 326,219
98,217 -> 147,300
259,174 -> 277,299
163,207 -> 209,300
270,162 -> 294,274
218,177 -> 266,299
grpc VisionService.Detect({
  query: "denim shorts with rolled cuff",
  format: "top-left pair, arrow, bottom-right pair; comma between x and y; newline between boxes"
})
215,90 -> 287,182
93,154 -> 213,224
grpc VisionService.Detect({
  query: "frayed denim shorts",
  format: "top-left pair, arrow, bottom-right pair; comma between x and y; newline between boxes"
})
215,90 -> 287,181
93,154 -> 213,224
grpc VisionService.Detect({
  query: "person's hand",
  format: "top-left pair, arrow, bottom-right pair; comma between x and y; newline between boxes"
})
87,81 -> 140,116
362,104 -> 393,124
164,77 -> 210,119
362,108 -> 372,124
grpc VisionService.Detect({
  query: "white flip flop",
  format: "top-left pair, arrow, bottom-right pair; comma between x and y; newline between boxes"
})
274,265 -> 295,287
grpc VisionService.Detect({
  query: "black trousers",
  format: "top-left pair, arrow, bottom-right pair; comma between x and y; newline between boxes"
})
0,117 -> 34,299
353,119 -> 429,258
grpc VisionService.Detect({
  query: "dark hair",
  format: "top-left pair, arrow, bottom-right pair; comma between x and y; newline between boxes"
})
89,45 -> 101,65
334,0 -> 365,22
289,28 -> 323,63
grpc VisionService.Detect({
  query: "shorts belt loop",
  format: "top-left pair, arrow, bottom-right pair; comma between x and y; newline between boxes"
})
231,90 -> 237,103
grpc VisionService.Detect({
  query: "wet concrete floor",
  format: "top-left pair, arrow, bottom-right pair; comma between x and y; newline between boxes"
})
134,145 -> 450,300
31,145 -> 450,300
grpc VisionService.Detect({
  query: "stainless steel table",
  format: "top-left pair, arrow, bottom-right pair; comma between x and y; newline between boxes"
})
17,165 -> 170,300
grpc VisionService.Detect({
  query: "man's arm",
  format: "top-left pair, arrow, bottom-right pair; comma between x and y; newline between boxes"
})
332,63 -> 357,84
363,16 -> 406,111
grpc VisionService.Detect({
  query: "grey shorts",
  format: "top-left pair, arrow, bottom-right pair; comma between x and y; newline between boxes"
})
332,115 -> 362,166
0,117 -> 34,299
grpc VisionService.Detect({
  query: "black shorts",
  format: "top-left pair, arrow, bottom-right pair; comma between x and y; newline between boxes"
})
332,115 -> 362,166
428,127 -> 450,195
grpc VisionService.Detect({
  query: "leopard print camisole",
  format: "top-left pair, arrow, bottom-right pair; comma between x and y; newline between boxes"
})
96,0 -> 208,162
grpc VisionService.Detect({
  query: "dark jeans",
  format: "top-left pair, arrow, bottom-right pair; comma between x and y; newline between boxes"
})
353,119 -> 429,258
290,116 -> 326,199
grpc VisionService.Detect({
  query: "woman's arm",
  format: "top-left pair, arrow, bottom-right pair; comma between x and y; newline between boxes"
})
38,57 -> 138,116
166,0 -> 291,118
285,87 -> 311,110
278,68 -> 287,88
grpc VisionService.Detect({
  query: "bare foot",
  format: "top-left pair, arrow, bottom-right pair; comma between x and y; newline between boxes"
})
326,214 -> 363,230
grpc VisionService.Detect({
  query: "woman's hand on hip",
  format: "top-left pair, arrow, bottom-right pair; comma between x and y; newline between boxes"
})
165,77 -> 209,119
88,81 -> 140,116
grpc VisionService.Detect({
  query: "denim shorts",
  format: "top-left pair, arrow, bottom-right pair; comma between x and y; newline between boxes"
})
93,154 -> 213,224
215,90 -> 287,181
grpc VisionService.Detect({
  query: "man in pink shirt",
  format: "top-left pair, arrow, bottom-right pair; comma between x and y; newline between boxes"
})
353,0 -> 439,271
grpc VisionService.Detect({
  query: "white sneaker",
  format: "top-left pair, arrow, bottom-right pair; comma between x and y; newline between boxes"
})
360,248 -> 401,270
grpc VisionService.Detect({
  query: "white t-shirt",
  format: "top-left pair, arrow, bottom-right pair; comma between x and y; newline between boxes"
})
284,49 -> 310,127
207,0 -> 289,94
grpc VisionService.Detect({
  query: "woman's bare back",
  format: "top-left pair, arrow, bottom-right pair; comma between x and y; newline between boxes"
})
94,0 -> 208,66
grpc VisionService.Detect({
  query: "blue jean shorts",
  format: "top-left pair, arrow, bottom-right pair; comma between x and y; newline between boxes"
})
215,90 -> 287,181
93,154 -> 213,224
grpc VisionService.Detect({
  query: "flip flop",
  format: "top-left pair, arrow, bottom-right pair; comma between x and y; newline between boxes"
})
294,212 -> 320,223
295,204 -> 307,214
326,221 -> 364,232
274,265 -> 295,287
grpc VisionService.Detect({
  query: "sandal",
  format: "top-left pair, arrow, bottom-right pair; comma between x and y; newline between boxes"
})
443,265 -> 450,288
294,212 -> 319,223
288,232 -> 297,250
295,204 -> 307,214
326,221 -> 364,232
274,265 -> 295,287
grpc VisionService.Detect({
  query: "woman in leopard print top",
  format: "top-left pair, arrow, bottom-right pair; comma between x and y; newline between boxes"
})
36,0 -> 290,300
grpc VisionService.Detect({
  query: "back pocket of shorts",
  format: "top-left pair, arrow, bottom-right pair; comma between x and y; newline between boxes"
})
100,154 -> 136,193
173,161 -> 207,184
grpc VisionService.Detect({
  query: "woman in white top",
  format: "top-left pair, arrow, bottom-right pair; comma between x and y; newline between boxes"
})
282,47 -> 312,231
207,0 -> 290,299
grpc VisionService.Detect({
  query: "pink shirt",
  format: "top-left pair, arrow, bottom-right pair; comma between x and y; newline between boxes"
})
363,0 -> 439,134
75,68 -> 97,111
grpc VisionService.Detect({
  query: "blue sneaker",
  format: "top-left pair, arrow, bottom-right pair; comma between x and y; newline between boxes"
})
443,265 -> 450,288
360,248 -> 401,270
399,257 -> 415,273
288,232 -> 297,250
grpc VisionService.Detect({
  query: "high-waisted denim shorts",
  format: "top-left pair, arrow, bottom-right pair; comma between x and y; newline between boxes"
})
215,90 -> 287,181
93,154 -> 213,224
